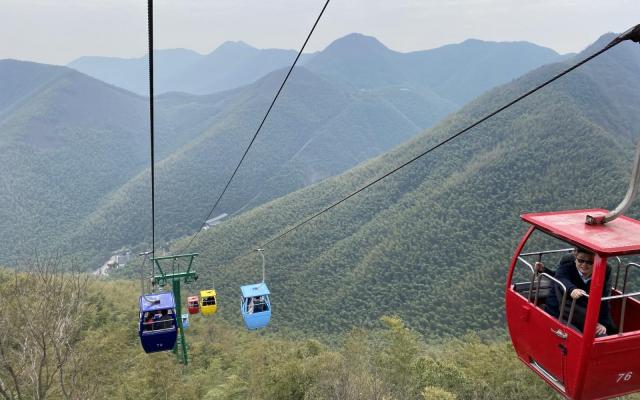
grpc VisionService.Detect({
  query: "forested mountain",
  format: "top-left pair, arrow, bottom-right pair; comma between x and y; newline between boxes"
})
0,60 -> 149,264
153,33 -> 640,338
2,33 -> 560,268
68,42 -> 301,95
0,59 -> 245,266
56,65 -> 452,266
0,58 -> 453,267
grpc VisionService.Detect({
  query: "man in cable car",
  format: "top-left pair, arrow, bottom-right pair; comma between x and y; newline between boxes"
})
159,309 -> 174,330
541,247 -> 617,336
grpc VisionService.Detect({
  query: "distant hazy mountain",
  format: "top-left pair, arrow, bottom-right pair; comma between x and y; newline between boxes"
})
67,48 -> 202,96
166,33 -> 640,337
68,42 -> 300,95
304,33 -> 562,105
68,33 -> 562,102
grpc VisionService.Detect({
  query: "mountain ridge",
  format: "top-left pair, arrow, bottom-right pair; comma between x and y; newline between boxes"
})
67,33 -> 562,101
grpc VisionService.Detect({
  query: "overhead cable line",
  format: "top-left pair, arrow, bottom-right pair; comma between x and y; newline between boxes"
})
181,0 -> 331,253
138,0 -> 157,296
246,24 -> 640,253
148,0 -> 156,260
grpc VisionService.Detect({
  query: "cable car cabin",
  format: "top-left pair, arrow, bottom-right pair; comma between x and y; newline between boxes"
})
200,289 -> 217,316
506,209 -> 640,400
138,292 -> 177,353
181,313 -> 190,329
240,283 -> 271,330
187,295 -> 200,314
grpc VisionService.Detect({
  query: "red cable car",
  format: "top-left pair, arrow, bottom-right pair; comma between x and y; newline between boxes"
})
505,26 -> 640,399
506,209 -> 640,399
187,295 -> 200,315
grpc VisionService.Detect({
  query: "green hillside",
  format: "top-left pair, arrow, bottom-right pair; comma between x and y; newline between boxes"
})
48,65 -> 458,267
153,34 -> 640,338
0,61 -> 449,267
0,60 -> 240,266
2,53 -> 458,268
0,61 -> 149,265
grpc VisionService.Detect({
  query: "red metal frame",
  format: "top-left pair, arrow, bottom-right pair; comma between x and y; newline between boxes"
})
521,209 -> 640,256
506,210 -> 640,400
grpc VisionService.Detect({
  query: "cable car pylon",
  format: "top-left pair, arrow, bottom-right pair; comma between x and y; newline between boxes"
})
151,253 -> 199,364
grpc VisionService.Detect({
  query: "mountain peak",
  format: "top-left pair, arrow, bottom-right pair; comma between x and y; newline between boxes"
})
323,33 -> 391,54
580,32 -> 618,54
215,40 -> 255,52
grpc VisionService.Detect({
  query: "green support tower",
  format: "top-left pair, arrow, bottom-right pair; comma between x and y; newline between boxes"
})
152,253 -> 198,365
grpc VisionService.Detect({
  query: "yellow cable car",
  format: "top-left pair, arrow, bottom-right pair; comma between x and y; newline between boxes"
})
200,289 -> 217,315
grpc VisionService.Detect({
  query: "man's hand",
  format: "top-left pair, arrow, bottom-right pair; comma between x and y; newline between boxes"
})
596,323 -> 607,336
534,262 -> 545,273
571,289 -> 587,299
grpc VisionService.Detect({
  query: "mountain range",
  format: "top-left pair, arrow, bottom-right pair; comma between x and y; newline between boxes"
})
68,33 -> 562,107
0,33 -> 562,267
68,42 -> 303,95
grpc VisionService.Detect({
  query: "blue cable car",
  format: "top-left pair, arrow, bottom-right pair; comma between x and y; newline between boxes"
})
138,292 -> 177,353
240,282 -> 271,330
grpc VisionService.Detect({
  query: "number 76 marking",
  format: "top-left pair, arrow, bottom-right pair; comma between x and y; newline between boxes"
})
617,372 -> 633,383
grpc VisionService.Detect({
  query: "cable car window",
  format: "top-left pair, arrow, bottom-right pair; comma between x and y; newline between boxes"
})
510,229 -> 623,336
202,297 -> 216,306
510,229 -> 573,305
600,253 -> 640,336
146,309 -> 175,331
252,296 -> 268,313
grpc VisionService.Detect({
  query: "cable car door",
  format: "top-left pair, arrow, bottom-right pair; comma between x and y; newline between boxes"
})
506,228 -> 568,392
508,289 -> 568,390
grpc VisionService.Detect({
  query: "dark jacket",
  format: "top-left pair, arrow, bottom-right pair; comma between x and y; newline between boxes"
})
545,255 -> 617,333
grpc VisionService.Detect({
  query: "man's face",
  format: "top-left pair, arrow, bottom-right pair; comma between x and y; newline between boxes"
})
575,251 -> 595,278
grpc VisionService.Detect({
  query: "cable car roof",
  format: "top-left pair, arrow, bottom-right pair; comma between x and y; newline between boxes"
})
139,292 -> 175,312
522,209 -> 640,256
241,282 -> 270,298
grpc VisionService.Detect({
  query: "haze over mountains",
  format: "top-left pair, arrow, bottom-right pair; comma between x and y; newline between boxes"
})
68,32 -> 562,106
163,33 -> 640,337
0,33 -> 563,267
69,42 -> 303,96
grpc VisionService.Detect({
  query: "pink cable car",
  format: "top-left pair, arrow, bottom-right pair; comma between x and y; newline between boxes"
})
187,295 -> 200,315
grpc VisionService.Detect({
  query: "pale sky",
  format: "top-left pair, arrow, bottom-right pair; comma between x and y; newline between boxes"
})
1,0 -> 638,66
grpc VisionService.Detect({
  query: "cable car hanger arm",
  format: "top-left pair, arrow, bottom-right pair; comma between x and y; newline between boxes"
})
586,23 -> 640,225
587,137 -> 640,225
606,24 -> 640,48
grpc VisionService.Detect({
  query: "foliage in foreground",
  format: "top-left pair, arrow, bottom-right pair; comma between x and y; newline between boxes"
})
0,263 -> 575,400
